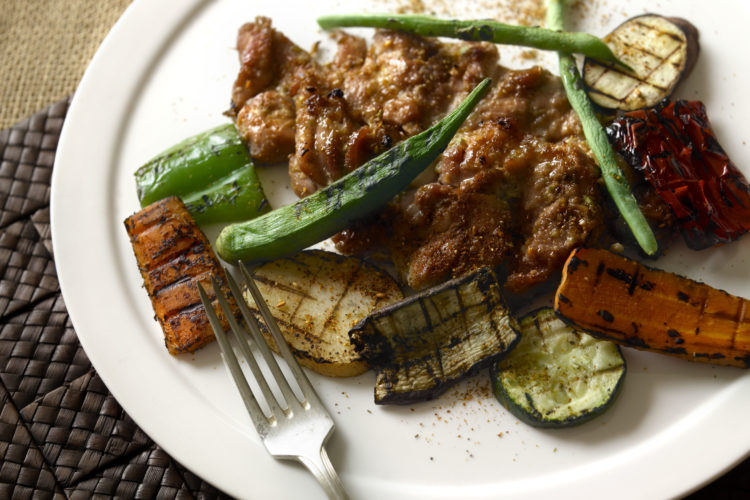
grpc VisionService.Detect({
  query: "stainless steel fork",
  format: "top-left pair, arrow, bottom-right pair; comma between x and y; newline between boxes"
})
197,263 -> 349,500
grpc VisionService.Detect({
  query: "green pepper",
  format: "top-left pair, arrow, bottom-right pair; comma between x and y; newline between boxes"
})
181,163 -> 269,225
215,78 -> 491,263
134,124 -> 269,224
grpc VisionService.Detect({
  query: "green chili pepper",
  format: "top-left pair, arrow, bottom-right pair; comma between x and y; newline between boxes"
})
546,0 -> 657,255
317,13 -> 630,69
215,78 -> 492,263
134,124 -> 269,225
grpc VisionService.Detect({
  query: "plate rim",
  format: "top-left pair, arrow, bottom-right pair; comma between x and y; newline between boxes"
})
50,0 -> 750,498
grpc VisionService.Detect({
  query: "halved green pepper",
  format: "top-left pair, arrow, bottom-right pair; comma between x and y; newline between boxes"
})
134,124 -> 270,225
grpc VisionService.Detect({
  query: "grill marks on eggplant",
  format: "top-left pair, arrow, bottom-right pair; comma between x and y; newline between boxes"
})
124,197 -> 237,354
350,268 -> 520,404
582,15 -> 699,111
555,248 -> 750,367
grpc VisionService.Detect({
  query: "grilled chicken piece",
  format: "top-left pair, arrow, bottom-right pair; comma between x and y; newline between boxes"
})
124,196 -> 237,354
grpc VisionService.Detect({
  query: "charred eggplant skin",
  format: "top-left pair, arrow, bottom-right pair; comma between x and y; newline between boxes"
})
350,268 -> 520,405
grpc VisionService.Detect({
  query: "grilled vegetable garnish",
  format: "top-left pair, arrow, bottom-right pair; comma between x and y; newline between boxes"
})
491,308 -> 625,428
555,247 -> 750,368
318,14 -> 628,68
215,78 -> 491,264
350,268 -> 520,404
124,196 -> 237,354
243,250 -> 403,377
582,14 -> 699,111
134,124 -> 269,225
607,100 -> 750,250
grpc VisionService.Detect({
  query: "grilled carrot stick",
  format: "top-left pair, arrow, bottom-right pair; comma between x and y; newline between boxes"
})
554,247 -> 750,368
124,196 -> 237,354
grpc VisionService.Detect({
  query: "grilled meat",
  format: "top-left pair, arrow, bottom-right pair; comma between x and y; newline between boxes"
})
232,18 -> 675,294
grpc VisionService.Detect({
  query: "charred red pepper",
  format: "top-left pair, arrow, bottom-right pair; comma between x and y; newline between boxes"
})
607,100 -> 750,249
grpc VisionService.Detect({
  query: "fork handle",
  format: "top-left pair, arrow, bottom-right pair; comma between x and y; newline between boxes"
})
299,445 -> 349,500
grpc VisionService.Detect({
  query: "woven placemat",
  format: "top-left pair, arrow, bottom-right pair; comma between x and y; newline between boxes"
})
0,100 -> 749,499
0,98 -> 231,499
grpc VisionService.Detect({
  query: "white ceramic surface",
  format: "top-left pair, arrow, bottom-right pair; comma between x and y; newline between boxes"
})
51,1 -> 750,498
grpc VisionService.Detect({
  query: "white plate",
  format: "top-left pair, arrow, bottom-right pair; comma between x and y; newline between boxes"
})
51,0 -> 750,498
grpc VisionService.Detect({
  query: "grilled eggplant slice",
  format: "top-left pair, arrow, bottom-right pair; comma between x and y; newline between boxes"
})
491,308 -> 625,428
124,196 -> 237,354
582,14 -> 699,111
350,268 -> 520,404
555,247 -> 750,367
243,250 -> 403,377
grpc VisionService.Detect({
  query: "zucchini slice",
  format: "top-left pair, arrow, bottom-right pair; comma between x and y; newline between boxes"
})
582,14 -> 699,111
491,307 -> 625,427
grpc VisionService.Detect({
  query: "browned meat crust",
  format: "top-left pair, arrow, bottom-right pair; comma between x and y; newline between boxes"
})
124,197 -> 237,354
232,17 -> 497,182
337,127 -> 604,292
231,18 -> 674,294
236,90 -> 296,164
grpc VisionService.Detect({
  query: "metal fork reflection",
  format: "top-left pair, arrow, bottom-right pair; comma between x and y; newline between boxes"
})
197,263 -> 348,499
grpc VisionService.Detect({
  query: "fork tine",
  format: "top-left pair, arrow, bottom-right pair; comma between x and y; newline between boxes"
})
210,276 -> 289,420
238,263 -> 323,408
204,271 -> 349,499
197,282 -> 269,434
221,272 -> 304,414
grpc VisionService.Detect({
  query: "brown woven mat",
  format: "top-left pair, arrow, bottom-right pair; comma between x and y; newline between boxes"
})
0,98 -> 231,499
0,100 -> 748,499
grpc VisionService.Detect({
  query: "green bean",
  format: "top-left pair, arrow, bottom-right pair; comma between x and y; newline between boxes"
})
546,0 -> 657,255
317,13 -> 629,68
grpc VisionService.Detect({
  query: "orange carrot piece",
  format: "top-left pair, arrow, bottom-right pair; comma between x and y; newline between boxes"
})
554,247 -> 750,368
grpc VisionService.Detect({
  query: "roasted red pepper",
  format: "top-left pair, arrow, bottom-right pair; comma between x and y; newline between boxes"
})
607,100 -> 750,249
